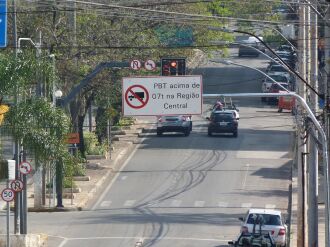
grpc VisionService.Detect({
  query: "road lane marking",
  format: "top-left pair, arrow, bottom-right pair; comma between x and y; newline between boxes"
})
265,204 -> 276,209
124,200 -> 136,207
100,200 -> 112,207
194,201 -> 205,207
92,146 -> 140,210
121,176 -> 128,180
56,236 -> 231,242
241,203 -> 252,208
237,151 -> 290,159
218,201 -> 229,208
241,164 -> 250,189
171,200 -> 182,207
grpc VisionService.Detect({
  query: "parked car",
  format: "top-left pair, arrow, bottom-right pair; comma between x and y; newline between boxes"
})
261,74 -> 290,102
266,64 -> 290,75
238,208 -> 288,247
207,110 -> 238,137
268,82 -> 291,104
238,36 -> 264,57
156,115 -> 192,136
278,44 -> 296,55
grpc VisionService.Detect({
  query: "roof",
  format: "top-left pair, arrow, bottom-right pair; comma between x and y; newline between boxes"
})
247,208 -> 282,216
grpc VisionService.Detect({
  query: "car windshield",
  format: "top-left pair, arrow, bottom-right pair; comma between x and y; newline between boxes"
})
247,213 -> 281,226
213,113 -> 233,121
271,83 -> 288,90
270,66 -> 288,72
268,75 -> 288,82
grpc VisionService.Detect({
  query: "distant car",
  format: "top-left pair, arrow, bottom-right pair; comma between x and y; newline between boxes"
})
261,74 -> 290,102
156,115 -> 192,136
268,82 -> 291,104
266,64 -> 290,75
238,208 -> 288,247
238,36 -> 265,57
207,110 -> 238,137
278,44 -> 296,55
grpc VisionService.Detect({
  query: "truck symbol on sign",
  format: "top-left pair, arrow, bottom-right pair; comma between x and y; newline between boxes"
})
128,92 -> 145,101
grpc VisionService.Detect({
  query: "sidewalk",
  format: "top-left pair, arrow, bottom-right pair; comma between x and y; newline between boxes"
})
0,118 -> 154,212
290,168 -> 326,247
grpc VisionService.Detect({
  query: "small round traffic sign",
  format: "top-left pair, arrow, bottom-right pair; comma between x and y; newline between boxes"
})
19,161 -> 32,175
130,59 -> 141,70
1,188 -> 15,202
10,179 -> 24,192
144,59 -> 156,71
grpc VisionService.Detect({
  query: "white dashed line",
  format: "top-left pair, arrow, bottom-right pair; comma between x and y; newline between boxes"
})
241,203 -> 252,208
100,201 -> 112,207
124,200 -> 136,207
265,204 -> 276,209
194,201 -> 205,207
218,202 -> 229,208
171,200 -> 182,207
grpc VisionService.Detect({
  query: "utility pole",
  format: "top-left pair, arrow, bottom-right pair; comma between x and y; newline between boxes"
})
324,3 -> 330,247
297,1 -> 307,246
307,1 -> 319,246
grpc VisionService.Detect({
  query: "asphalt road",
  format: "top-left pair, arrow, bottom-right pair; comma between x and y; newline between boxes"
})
2,49 -> 294,247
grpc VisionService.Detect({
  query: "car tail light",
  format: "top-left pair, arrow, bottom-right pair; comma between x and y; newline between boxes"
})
241,226 -> 248,233
182,116 -> 187,121
158,117 -> 163,122
278,228 -> 286,236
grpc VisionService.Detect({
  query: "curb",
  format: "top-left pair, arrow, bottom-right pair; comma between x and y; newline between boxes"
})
76,143 -> 135,210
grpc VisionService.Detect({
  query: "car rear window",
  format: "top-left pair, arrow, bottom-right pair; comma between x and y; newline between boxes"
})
247,214 -> 281,226
213,113 -> 233,122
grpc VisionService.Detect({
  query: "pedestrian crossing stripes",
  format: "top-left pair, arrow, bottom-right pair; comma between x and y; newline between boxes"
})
100,200 -> 112,207
123,200 -> 136,207
98,200 -> 280,210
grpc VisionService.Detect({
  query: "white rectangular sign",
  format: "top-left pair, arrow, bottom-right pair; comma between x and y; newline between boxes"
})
122,75 -> 202,116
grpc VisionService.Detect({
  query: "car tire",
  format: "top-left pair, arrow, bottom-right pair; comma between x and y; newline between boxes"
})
157,129 -> 162,136
208,130 -> 212,136
261,97 -> 266,102
184,129 -> 190,136
189,122 -> 192,131
233,131 -> 238,137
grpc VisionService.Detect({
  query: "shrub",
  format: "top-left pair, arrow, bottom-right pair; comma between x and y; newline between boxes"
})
84,131 -> 107,155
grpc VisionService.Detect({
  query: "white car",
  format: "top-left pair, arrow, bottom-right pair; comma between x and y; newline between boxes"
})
239,208 -> 288,247
156,115 -> 192,136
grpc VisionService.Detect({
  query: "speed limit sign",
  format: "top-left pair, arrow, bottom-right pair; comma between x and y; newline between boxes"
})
1,188 -> 15,202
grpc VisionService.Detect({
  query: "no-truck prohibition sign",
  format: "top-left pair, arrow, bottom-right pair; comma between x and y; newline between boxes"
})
125,85 -> 149,109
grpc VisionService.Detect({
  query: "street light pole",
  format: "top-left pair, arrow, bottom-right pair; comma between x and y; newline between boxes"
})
55,90 -> 64,208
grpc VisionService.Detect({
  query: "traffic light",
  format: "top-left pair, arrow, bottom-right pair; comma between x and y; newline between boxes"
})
161,58 -> 186,76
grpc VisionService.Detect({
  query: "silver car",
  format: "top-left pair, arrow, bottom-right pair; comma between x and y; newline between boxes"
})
156,115 -> 192,136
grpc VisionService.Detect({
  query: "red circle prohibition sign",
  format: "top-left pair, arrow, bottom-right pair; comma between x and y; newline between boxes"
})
125,85 -> 149,109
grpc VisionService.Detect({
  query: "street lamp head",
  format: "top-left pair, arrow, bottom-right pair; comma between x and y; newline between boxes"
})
54,89 -> 63,98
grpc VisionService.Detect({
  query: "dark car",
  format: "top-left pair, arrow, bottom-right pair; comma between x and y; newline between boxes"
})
207,111 -> 238,137
268,82 -> 290,104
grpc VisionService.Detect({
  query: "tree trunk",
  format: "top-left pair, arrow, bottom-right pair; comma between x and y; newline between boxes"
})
33,159 -> 43,209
